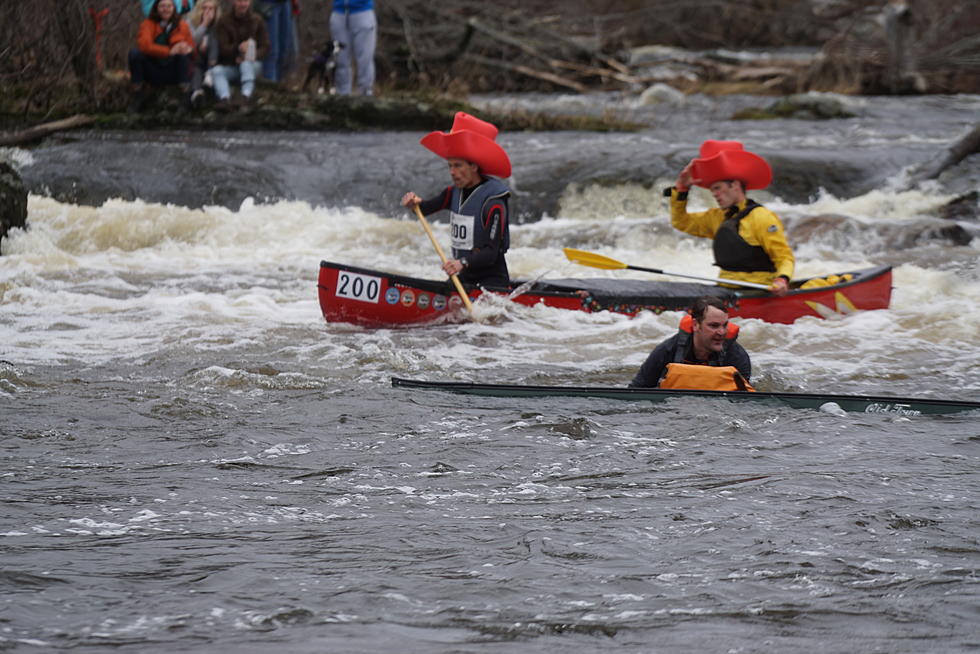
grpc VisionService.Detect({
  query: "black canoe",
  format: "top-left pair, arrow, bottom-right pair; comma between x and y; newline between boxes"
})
391,378 -> 980,417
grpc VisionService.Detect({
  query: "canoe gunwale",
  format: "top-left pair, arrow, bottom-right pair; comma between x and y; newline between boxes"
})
390,377 -> 980,416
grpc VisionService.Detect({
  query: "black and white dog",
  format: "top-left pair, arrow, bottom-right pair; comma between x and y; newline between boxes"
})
302,41 -> 344,94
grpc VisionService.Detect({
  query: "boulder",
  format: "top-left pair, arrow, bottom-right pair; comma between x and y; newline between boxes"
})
936,190 -> 979,222
734,92 -> 858,121
790,212 -> 973,250
787,214 -> 851,245
0,161 -> 28,251
637,83 -> 686,106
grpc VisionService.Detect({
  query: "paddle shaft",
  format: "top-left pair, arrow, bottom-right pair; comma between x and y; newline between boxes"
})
562,247 -> 771,290
412,205 -> 475,312
624,263 -> 771,290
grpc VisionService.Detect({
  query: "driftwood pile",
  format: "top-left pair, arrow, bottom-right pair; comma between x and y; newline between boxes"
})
376,0 -> 827,96
377,0 -> 980,95
381,0 -> 641,93
455,18 -> 637,93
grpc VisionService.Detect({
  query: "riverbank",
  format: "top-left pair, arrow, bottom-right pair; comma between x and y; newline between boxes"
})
0,84 -> 646,146
0,77 -> 904,147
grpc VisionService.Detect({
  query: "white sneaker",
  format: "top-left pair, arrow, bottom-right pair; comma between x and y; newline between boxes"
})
204,70 -> 213,88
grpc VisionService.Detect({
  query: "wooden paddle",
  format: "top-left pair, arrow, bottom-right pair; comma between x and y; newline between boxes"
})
413,205 -> 475,312
563,248 -> 772,290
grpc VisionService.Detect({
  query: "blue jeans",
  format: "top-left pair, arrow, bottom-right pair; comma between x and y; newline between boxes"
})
329,8 -> 376,96
211,61 -> 260,100
260,0 -> 296,82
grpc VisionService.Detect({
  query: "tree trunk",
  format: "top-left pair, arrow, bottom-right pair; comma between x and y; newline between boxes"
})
56,0 -> 99,104
883,0 -> 918,93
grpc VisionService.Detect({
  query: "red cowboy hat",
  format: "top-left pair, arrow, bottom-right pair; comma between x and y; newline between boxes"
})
420,112 -> 512,178
690,140 -> 772,190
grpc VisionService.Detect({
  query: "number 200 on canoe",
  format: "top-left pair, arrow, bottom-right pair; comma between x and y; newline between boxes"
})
335,271 -> 381,303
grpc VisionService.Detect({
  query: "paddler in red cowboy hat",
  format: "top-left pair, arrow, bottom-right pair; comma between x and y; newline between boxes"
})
665,140 -> 794,295
401,112 -> 513,288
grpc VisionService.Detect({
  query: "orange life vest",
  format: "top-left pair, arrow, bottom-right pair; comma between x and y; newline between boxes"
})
677,312 -> 739,340
659,362 -> 756,391
658,313 -> 755,391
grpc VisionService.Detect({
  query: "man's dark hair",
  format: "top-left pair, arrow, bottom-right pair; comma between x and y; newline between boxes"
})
691,296 -> 728,322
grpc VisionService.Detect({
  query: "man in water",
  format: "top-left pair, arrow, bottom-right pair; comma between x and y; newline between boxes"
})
665,140 -> 794,295
630,296 -> 752,390
401,112 -> 512,288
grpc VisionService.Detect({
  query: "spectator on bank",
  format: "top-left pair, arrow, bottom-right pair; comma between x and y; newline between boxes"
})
187,0 -> 220,108
137,0 -> 194,17
256,0 -> 299,83
329,0 -> 376,96
128,0 -> 195,114
212,0 -> 270,109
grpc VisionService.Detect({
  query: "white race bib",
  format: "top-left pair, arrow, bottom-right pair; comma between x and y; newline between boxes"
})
449,212 -> 475,251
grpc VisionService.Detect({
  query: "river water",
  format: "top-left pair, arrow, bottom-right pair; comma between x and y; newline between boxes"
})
2,91 -> 979,653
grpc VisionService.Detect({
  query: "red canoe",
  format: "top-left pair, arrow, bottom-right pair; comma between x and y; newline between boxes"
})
317,260 -> 892,328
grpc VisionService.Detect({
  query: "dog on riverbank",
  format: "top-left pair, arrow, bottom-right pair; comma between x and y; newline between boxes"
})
302,41 -> 343,94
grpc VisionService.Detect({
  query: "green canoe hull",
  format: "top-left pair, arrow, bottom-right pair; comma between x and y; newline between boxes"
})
391,378 -> 980,417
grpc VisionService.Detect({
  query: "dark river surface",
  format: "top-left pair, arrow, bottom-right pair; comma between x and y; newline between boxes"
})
2,90 -> 979,652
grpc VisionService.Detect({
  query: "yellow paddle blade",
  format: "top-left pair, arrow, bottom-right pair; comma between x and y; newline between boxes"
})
563,248 -> 628,270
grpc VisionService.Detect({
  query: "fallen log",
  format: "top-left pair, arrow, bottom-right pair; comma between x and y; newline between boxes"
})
463,53 -> 590,93
0,114 -> 95,147
465,18 -> 635,88
533,23 -> 632,75
549,58 -> 640,86
908,123 -> 980,184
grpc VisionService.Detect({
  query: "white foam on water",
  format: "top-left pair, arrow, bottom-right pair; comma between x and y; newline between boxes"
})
1,188 -> 977,397
795,187 -> 959,222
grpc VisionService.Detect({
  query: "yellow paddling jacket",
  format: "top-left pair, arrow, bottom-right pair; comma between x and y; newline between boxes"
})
667,188 -> 795,286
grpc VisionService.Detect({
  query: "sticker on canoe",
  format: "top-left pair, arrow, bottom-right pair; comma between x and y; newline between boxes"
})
385,287 -> 400,304
417,293 -> 430,310
400,289 -> 416,306
336,271 -> 381,303
864,403 -> 922,417
805,291 -> 858,319
432,295 -> 447,311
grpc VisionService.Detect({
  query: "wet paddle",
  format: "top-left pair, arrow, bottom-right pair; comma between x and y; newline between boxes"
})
413,205 -> 475,313
563,248 -> 772,290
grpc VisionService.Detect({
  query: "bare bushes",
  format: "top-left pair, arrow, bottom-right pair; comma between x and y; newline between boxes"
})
0,0 -> 140,118
803,0 -> 980,94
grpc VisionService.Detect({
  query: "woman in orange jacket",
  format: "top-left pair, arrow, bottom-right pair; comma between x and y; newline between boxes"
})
127,0 -> 195,113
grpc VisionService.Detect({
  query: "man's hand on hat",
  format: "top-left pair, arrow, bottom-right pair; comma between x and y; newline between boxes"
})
675,162 -> 697,192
